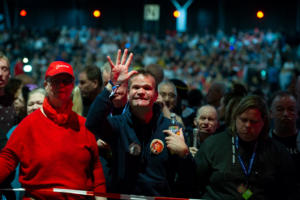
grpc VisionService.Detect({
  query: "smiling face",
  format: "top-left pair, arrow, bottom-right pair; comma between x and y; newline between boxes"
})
45,73 -> 74,102
128,74 -> 158,109
236,108 -> 264,142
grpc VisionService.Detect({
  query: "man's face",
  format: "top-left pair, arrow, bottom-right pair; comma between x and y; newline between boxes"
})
27,92 -> 45,115
194,106 -> 218,135
236,108 -> 264,142
128,74 -> 158,109
271,95 -> 297,128
13,88 -> 25,115
78,72 -> 97,99
0,58 -> 10,89
158,84 -> 177,111
45,73 -> 74,102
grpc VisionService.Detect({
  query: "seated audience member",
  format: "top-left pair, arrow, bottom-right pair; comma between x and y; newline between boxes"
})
195,95 -> 299,199
0,61 -> 106,199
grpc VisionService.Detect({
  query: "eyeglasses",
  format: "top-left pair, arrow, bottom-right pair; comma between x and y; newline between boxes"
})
48,78 -> 74,85
159,92 -> 176,99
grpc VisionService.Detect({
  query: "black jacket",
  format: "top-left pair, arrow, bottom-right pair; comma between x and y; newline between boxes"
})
86,88 -> 195,197
195,130 -> 299,200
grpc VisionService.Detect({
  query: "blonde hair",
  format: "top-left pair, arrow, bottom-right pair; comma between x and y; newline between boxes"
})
72,86 -> 83,116
0,52 -> 10,69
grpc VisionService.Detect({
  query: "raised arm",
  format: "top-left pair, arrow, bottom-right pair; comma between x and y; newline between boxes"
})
86,49 -> 137,142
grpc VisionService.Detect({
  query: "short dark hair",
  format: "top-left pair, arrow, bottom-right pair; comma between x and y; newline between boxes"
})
128,69 -> 157,91
270,90 -> 296,107
229,95 -> 270,140
80,65 -> 102,89
145,64 -> 164,85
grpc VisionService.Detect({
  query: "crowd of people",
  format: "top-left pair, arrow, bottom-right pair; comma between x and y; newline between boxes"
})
0,26 -> 300,199
1,26 -> 300,94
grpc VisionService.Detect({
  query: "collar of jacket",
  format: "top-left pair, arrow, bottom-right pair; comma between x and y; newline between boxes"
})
124,103 -> 164,128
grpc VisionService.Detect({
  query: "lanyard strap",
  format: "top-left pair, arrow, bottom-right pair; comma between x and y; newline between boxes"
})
235,136 -> 257,177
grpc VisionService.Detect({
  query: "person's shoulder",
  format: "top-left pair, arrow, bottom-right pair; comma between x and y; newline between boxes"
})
13,109 -> 43,134
21,108 -> 43,122
205,130 -> 230,144
76,113 -> 86,122
199,131 -> 231,152
267,137 -> 288,151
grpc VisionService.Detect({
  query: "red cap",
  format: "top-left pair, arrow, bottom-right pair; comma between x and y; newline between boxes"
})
45,61 -> 74,79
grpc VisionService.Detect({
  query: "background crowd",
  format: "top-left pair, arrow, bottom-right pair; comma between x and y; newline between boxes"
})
1,25 -> 300,199
1,26 -> 300,95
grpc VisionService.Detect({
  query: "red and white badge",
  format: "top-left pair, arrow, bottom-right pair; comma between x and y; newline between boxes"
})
150,139 -> 164,155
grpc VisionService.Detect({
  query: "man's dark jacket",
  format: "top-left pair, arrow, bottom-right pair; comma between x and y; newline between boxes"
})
86,88 -> 195,197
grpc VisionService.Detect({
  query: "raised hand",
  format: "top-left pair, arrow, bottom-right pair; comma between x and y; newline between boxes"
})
107,49 -> 137,85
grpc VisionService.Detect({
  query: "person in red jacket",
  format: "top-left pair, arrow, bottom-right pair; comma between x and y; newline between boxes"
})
0,61 -> 106,200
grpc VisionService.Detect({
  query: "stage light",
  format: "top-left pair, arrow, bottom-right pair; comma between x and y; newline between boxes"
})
20,9 -> 27,17
256,11 -> 264,19
173,10 -> 180,18
23,57 -> 29,63
23,65 -> 32,73
93,10 -> 101,18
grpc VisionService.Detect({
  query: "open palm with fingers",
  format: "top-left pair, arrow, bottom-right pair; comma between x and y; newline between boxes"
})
107,49 -> 137,85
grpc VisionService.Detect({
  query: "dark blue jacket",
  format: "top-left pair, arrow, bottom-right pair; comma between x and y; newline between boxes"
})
86,88 -> 195,197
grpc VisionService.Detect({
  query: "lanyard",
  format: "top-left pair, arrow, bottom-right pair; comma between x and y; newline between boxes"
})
235,136 -> 257,178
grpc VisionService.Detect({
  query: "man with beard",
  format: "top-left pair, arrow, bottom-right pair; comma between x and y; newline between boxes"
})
78,65 -> 103,117
270,91 -> 300,185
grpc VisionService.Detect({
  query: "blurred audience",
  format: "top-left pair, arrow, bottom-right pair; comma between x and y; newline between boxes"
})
78,65 -> 103,117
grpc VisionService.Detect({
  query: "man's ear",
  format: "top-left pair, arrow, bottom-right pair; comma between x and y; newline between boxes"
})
92,79 -> 99,89
193,118 -> 198,127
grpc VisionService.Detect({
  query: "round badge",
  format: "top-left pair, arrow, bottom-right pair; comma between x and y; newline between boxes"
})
150,139 -> 164,155
129,143 -> 141,156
